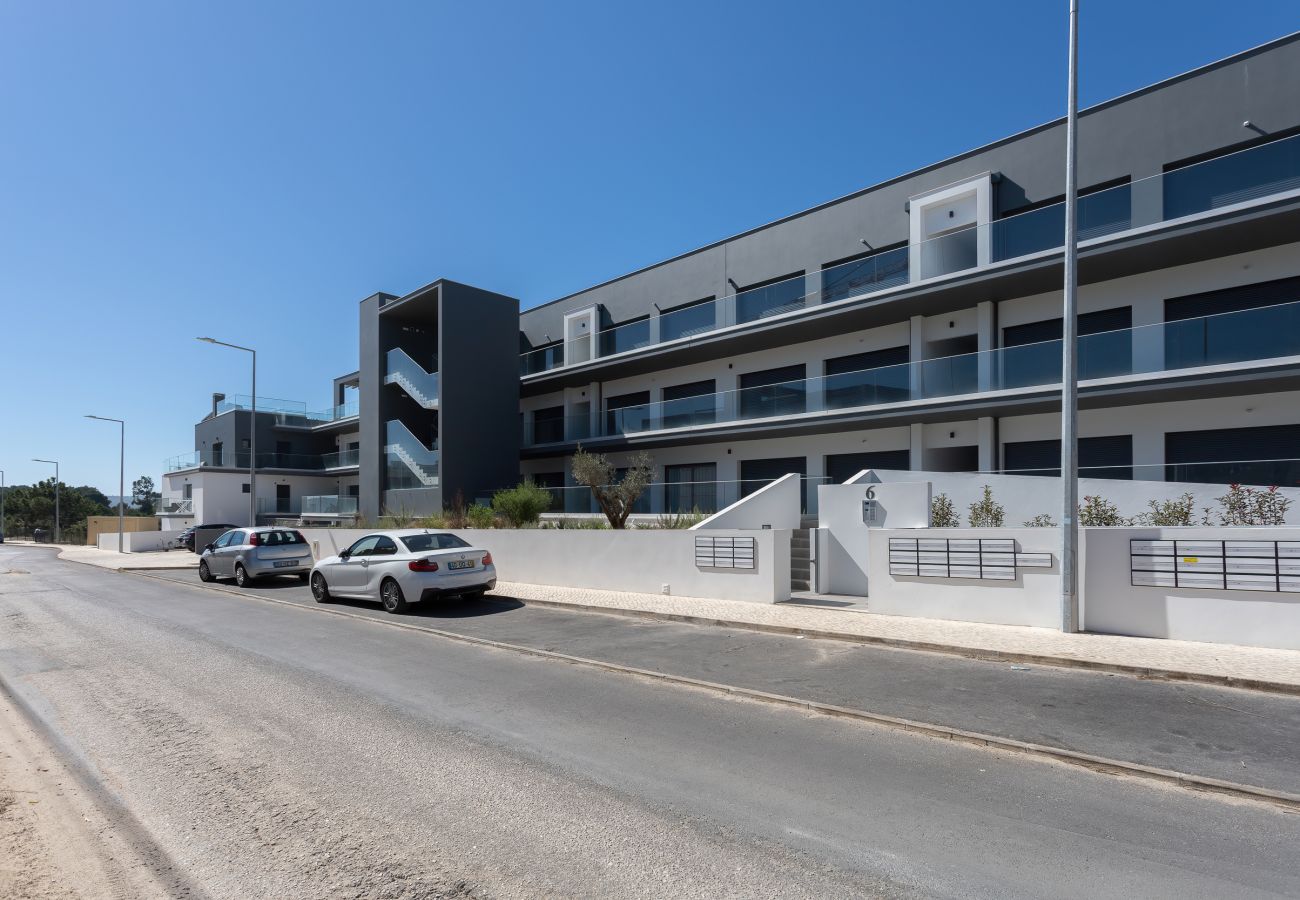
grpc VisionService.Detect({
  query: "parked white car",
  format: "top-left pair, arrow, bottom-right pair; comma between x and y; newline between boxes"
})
309,530 -> 496,613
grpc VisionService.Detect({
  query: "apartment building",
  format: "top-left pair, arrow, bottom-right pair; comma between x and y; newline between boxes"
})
162,34 -> 1300,527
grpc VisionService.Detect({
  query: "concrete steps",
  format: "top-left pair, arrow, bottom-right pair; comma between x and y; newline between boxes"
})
791,528 -> 812,592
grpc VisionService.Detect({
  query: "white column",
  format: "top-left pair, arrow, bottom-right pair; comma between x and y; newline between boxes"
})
909,422 -> 925,472
977,416 -> 997,473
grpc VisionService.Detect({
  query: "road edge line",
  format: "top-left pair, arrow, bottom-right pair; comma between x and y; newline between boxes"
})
126,570 -> 1300,813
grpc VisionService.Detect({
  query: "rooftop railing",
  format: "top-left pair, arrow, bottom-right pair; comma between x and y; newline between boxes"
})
523,299 -> 1300,447
520,132 -> 1300,376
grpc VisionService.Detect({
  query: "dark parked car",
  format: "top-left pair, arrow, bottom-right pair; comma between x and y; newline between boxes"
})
180,524 -> 237,553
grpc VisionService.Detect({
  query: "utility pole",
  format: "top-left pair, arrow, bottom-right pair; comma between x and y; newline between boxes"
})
86,416 -> 126,553
198,338 -> 258,525
1060,0 -> 1081,632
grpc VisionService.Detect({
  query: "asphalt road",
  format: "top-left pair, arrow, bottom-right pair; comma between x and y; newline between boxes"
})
2,544 -> 1299,899
147,565 -> 1300,795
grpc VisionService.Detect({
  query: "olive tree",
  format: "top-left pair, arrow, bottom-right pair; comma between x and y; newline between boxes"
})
571,447 -> 654,529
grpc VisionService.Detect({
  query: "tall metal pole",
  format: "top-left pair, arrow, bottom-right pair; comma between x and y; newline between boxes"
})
86,416 -> 125,553
1060,0 -> 1081,633
198,338 -> 258,526
1,469 -> 6,542
33,459 -> 59,543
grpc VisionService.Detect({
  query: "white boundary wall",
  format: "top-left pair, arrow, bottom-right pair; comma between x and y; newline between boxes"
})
865,528 -> 1061,627
300,528 -> 791,605
97,530 -> 185,553
1082,527 -> 1300,651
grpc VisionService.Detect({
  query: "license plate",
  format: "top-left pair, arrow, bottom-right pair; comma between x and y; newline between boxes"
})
274,559 -> 298,568
447,560 -> 474,570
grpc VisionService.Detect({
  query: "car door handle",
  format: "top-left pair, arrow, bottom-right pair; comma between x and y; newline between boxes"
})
360,559 -> 368,567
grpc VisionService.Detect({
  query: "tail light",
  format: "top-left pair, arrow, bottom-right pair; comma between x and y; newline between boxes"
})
248,532 -> 261,546
409,558 -> 439,572
482,552 -> 493,567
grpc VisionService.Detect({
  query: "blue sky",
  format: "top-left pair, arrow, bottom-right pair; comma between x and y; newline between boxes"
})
1,1 -> 1296,493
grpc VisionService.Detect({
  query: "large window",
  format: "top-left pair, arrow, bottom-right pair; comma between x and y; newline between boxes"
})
824,347 -> 910,409
599,316 -> 650,356
820,247 -> 908,303
659,298 -> 716,343
1001,306 -> 1132,388
664,463 -> 718,513
740,457 -> 808,512
605,391 -> 651,435
1163,132 -> 1300,220
735,273 -> 805,324
1003,435 -> 1134,479
992,179 -> 1132,262
661,380 -> 715,429
738,365 -> 806,419
825,450 -> 911,485
531,406 -> 566,445
1164,276 -> 1300,370
1166,425 -> 1300,488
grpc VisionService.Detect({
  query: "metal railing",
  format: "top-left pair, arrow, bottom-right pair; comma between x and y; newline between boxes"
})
156,497 -> 193,515
520,132 -> 1300,375
385,419 -> 440,489
321,449 -> 360,469
523,299 -> 1300,446
385,348 -> 439,408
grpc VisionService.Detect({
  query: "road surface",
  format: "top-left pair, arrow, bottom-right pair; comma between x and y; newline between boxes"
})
1,543 -> 1298,899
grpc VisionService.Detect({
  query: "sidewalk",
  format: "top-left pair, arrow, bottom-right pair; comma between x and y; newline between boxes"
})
497,581 -> 1300,693
5,541 -> 198,570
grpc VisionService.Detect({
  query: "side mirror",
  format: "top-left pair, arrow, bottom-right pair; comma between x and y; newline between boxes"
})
204,543 -> 215,553
339,549 -> 351,560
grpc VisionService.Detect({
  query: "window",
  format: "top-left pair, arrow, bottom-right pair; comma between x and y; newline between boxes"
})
659,298 -> 716,342
738,365 -> 806,419
182,483 -> 192,500
824,347 -> 910,409
661,380 -> 715,428
275,484 -> 291,513
531,471 -> 565,511
372,536 -> 399,556
599,316 -> 650,356
1002,435 -> 1133,479
531,407 -> 566,444
664,463 -> 718,514
522,340 -> 564,375
212,442 -> 223,466
1165,425 -> 1300,488
606,391 -> 651,435
400,533 -> 471,553
992,178 -> 1132,261
345,535 -> 381,557
242,483 -> 251,494
1001,306 -> 1132,387
1164,276 -> 1300,370
820,246 -> 908,302
825,451 -> 911,485
261,529 -> 306,546
740,457 -> 808,512
1162,131 -> 1300,220
735,273 -> 805,324
214,531 -> 239,549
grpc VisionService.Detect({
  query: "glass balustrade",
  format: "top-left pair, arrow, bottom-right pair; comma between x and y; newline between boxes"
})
535,476 -> 832,517
164,448 -> 363,472
521,300 -> 1300,447
385,420 -> 440,490
321,449 -> 360,469
520,133 -> 1300,376
301,495 -> 359,516
385,348 -> 439,407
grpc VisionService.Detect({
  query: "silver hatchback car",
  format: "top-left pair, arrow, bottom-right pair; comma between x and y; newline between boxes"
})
198,527 -> 314,587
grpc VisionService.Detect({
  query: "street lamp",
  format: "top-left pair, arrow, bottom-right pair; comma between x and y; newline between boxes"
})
85,415 -> 125,554
0,468 -> 6,543
198,337 -> 257,526
32,458 -> 59,543
1059,0 -> 1081,633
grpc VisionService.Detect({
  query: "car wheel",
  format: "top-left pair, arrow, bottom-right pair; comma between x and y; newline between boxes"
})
198,560 -> 213,583
310,572 -> 331,603
464,589 -> 486,600
380,578 -> 409,614
235,564 -> 252,588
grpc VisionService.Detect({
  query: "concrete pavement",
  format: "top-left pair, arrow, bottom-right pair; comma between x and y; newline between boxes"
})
3,542 -> 1299,898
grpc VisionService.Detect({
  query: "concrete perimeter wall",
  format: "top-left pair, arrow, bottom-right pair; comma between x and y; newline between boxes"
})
86,516 -> 158,546
97,530 -> 184,553
300,528 -> 791,604
1082,527 -> 1300,651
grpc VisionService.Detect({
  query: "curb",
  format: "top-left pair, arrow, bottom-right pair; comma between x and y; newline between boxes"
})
509,594 -> 1300,698
127,570 -> 1300,812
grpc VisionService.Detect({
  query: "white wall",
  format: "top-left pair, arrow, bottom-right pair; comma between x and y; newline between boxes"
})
816,481 -> 932,596
692,473 -> 802,530
866,528 -> 1061,627
1082,527 -> 1300,651
300,527 -> 792,605
97,530 -> 185,553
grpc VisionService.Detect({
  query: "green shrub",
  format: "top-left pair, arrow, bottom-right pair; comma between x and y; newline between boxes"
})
1023,513 -> 1056,527
967,485 -> 1005,528
930,493 -> 959,527
466,504 -> 496,529
491,480 -> 552,528
1212,483 -> 1292,526
1136,493 -> 1195,527
1078,495 -> 1129,526
646,508 -> 707,529
416,514 -> 449,529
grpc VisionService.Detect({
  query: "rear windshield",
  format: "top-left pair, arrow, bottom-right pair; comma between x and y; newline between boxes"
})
261,529 -> 306,545
399,533 -> 470,553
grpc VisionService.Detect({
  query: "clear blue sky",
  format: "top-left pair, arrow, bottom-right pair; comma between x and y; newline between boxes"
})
1,1 -> 1295,493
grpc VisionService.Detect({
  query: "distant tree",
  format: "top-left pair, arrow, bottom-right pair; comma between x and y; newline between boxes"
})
570,447 -> 654,529
0,480 -> 108,537
132,476 -> 157,515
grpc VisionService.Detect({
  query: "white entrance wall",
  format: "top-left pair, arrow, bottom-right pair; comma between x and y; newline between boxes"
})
1082,527 -> 1300,651
816,480 -> 932,596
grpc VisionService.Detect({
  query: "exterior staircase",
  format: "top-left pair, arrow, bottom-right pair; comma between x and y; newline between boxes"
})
385,419 -> 440,487
790,528 -> 813,593
384,348 -> 439,408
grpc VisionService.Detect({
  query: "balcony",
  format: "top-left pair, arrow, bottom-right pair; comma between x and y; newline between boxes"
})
385,348 -> 439,408
257,497 -> 300,517
163,449 -> 360,473
519,133 -> 1300,377
321,449 -> 360,470
522,300 -> 1300,448
157,497 -> 193,515
301,495 -> 359,517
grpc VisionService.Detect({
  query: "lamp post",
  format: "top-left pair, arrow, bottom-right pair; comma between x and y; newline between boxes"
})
85,415 -> 125,554
198,337 -> 257,526
1059,0 -> 1081,633
1,468 -> 6,543
32,459 -> 59,543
